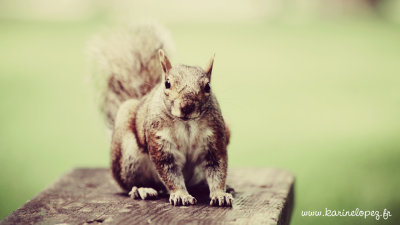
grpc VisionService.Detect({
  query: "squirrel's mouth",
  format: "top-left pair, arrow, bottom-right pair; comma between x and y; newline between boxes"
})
181,116 -> 190,121
179,115 -> 196,121
178,113 -> 200,121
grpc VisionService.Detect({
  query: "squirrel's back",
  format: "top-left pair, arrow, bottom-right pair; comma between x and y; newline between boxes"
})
88,23 -> 174,128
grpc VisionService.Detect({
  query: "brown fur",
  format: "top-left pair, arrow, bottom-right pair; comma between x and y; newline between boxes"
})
147,132 -> 181,192
110,140 -> 125,189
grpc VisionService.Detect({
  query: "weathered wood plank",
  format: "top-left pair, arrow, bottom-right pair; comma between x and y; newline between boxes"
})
0,168 -> 294,225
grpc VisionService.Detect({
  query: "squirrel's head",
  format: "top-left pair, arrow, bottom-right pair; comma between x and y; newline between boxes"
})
158,49 -> 214,121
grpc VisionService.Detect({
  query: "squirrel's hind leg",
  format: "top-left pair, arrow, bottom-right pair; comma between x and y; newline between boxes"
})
129,186 -> 158,200
112,99 -> 163,196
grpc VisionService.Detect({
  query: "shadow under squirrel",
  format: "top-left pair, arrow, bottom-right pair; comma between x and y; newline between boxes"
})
89,23 -> 232,207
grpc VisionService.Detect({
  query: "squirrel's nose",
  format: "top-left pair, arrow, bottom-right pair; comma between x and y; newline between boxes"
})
181,103 -> 195,115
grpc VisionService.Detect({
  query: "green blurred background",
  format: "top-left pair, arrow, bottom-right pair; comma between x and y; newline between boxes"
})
1,0 -> 399,224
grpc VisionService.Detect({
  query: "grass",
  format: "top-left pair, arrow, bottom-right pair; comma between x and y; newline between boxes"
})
0,17 -> 399,224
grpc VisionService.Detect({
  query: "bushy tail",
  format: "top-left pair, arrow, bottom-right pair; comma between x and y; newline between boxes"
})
87,23 -> 174,128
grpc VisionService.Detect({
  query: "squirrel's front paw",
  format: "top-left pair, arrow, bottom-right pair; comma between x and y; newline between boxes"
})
169,190 -> 197,206
210,190 -> 233,207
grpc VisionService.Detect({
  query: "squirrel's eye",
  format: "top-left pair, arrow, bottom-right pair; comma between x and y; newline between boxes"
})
204,82 -> 211,93
165,80 -> 171,89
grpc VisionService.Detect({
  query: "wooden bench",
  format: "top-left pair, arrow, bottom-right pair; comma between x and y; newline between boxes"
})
0,168 -> 294,225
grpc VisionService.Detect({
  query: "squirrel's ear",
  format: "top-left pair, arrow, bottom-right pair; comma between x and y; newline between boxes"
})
159,49 -> 172,74
204,53 -> 215,78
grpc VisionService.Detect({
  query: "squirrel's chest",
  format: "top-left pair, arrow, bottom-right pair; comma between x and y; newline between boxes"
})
155,120 -> 213,186
173,121 -> 211,159
173,121 -> 212,185
157,120 -> 212,164
153,119 -> 213,165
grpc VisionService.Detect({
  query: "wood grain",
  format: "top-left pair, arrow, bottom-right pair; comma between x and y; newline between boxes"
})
0,168 -> 294,225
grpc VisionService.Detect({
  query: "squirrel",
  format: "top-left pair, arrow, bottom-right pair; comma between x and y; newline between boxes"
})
88,23 -> 232,207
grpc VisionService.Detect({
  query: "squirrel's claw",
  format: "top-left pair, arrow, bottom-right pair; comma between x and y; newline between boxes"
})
210,191 -> 233,207
169,190 -> 197,206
